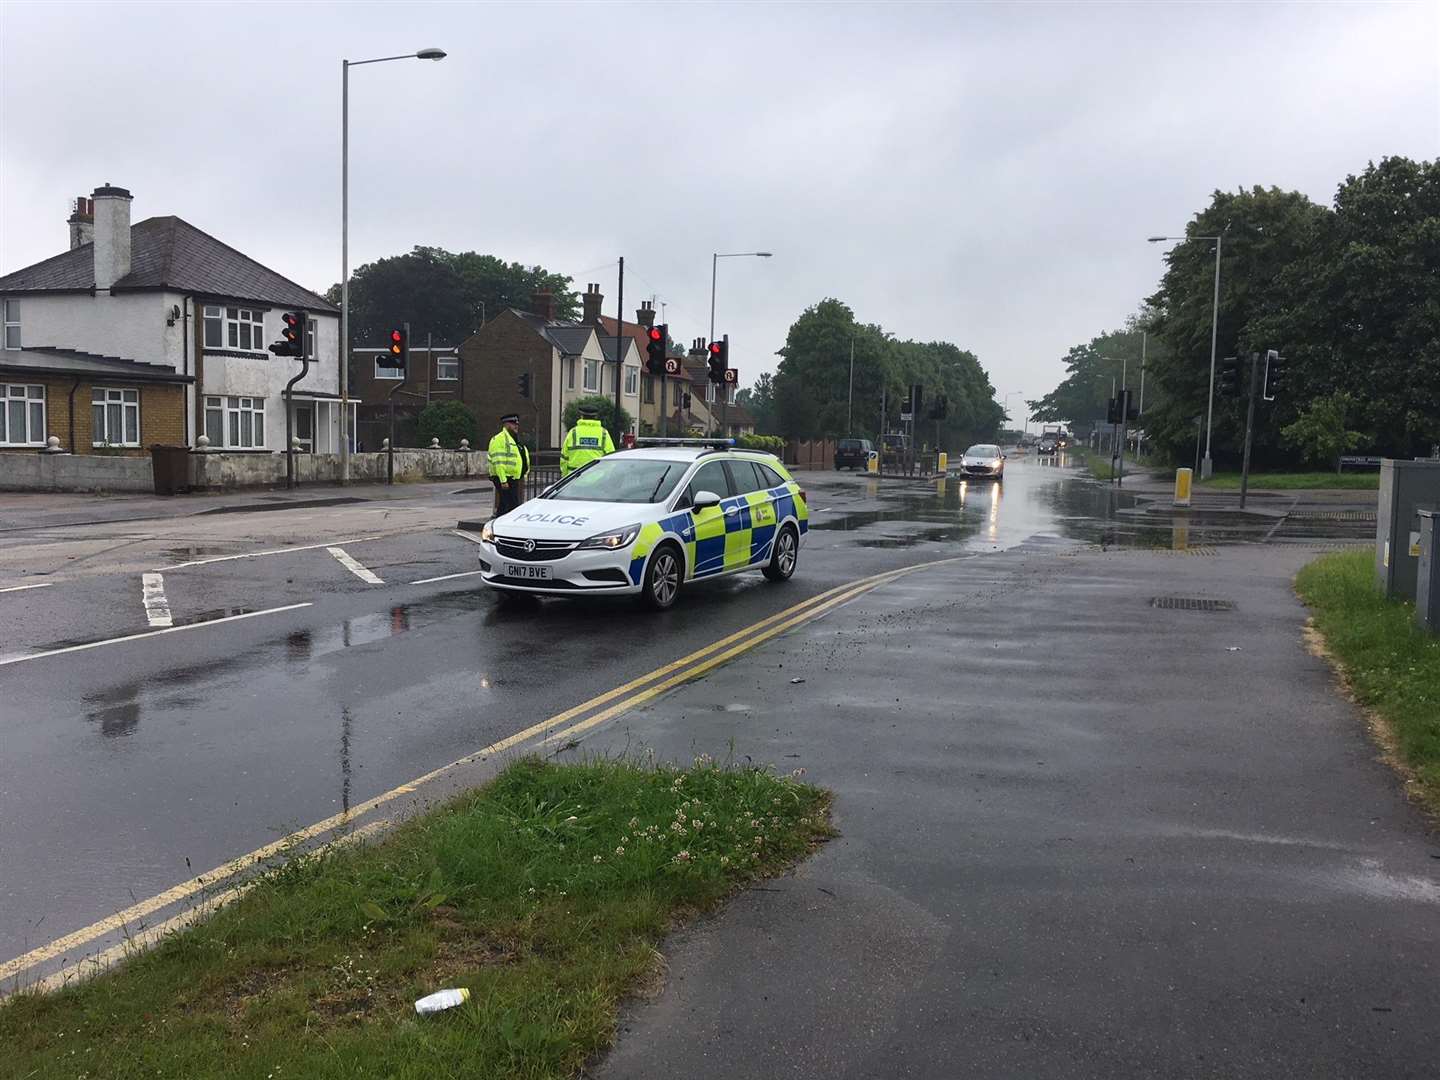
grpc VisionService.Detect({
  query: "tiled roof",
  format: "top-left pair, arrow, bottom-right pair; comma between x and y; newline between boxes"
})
0,346 -> 193,383
508,310 -> 597,355
598,336 -> 639,363
0,216 -> 337,313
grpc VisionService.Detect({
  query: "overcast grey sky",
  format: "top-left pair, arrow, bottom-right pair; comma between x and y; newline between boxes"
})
2,1 -> 1437,410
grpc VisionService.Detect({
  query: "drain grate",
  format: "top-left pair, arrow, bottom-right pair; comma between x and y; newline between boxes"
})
1287,511 -> 1376,522
1150,596 -> 1235,612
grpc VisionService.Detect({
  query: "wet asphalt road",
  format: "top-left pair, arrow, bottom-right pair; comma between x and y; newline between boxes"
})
0,456 -> 1376,979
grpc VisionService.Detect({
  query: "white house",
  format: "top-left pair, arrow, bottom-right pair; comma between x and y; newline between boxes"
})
0,183 -> 346,453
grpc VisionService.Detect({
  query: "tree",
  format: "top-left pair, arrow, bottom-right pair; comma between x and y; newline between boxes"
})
1281,392 -> 1365,472
1029,316 -> 1169,434
563,395 -> 632,444
417,401 -> 477,448
327,247 -> 577,348
735,372 -> 778,434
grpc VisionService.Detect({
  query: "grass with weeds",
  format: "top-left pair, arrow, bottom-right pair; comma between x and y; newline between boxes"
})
1201,471 -> 1379,490
1296,550 -> 1440,811
2,756 -> 833,1079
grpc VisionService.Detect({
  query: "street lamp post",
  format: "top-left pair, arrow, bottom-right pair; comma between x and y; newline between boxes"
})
341,47 -> 446,483
1003,391 -> 1024,439
709,251 -> 772,437
1148,233 -> 1222,479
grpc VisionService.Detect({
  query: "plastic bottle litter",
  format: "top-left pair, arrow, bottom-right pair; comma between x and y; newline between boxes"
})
415,988 -> 470,1015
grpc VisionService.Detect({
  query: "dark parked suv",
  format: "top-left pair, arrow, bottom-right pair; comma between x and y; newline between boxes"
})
834,438 -> 874,470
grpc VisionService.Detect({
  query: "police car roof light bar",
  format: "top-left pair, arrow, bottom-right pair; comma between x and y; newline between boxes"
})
631,437 -> 736,449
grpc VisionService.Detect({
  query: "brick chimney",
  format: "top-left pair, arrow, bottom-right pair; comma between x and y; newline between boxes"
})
67,195 -> 94,250
532,288 -> 557,321
91,183 -> 133,290
636,301 -> 656,329
581,282 -> 604,325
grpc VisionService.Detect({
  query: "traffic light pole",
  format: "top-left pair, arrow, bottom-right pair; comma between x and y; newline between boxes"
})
614,257 -> 624,442
283,348 -> 311,491
386,322 -> 409,486
1239,351 -> 1260,510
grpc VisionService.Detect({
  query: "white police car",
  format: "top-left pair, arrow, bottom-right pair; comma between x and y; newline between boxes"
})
477,442 -> 809,610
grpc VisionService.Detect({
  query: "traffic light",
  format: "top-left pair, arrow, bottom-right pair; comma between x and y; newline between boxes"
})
905,384 -> 923,416
1263,350 -> 1285,400
1106,396 -> 1120,424
268,310 -> 305,358
1219,355 -> 1241,397
379,325 -> 407,370
682,392 -> 692,410
645,324 -> 668,375
928,395 -> 948,420
707,337 -> 728,383
517,372 -> 531,399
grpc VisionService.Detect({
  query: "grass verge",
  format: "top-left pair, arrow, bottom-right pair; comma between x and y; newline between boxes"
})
1201,471 -> 1379,490
1296,550 -> 1440,812
2,756 -> 833,1079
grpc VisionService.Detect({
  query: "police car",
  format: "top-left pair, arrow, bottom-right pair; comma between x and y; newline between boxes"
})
476,440 -> 808,610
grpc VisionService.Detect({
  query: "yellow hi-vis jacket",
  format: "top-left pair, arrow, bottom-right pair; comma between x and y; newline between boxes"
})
560,418 -> 615,475
487,428 -> 529,484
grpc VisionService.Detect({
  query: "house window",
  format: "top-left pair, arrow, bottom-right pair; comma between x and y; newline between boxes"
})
92,387 -> 140,446
305,317 -> 317,360
706,381 -> 716,404
204,395 -> 265,448
374,355 -> 402,380
0,384 -> 45,445
673,381 -> 684,408
583,358 -> 599,392
643,374 -> 655,404
3,299 -> 19,349
624,365 -> 638,396
436,354 -> 459,381
203,305 -> 267,352
567,357 -> 576,390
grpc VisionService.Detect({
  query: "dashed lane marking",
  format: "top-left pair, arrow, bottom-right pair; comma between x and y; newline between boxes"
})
0,582 -> 52,594
140,572 -> 172,628
0,603 -> 313,668
327,546 -> 384,585
158,536 -> 382,571
409,569 -> 486,585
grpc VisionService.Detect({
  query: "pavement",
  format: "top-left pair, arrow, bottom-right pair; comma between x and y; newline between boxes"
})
570,540 -> 1437,1079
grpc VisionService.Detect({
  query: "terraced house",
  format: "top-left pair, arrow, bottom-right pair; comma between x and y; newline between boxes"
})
0,183 -> 344,456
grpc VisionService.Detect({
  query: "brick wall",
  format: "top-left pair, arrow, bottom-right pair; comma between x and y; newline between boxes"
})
0,374 -> 186,455
458,312 -> 556,447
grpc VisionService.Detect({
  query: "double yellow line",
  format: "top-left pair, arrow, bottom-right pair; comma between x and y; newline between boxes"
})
0,554 -> 965,991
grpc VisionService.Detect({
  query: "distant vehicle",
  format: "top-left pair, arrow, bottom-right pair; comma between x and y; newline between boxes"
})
834,437 -> 874,470
1037,434 -> 1059,454
959,443 -> 1005,481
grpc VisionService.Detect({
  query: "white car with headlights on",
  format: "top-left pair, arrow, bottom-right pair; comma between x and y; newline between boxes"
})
958,443 -> 1005,481
476,443 -> 809,610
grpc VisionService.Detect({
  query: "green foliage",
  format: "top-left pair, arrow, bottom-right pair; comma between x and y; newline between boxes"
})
1027,316 -> 1167,429
0,758 -> 832,1079
329,247 -> 578,348
1199,471 -> 1379,490
1281,391 -> 1365,470
416,401 -> 477,448
772,298 -> 1002,448
734,372 -> 778,434
736,433 -> 784,454
562,395 -> 632,443
1297,551 -> 1440,812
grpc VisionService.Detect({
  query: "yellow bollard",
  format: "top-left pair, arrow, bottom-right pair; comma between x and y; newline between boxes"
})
866,452 -> 879,474
937,451 -> 948,473
1173,467 -> 1193,507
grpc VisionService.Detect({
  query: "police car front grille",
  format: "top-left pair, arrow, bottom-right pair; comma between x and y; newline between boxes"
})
494,536 -> 579,562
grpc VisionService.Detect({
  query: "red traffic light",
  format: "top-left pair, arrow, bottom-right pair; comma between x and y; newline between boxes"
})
648,327 -> 663,342
708,342 -> 721,356
390,329 -> 403,355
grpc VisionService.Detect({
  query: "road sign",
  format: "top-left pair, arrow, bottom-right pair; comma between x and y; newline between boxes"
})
663,356 -> 682,376
722,367 -> 738,384
900,411 -> 913,422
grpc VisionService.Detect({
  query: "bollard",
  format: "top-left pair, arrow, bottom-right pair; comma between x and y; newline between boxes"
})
1173,467 -> 1193,507
1417,509 -> 1439,633
937,451 -> 948,473
866,451 -> 879,474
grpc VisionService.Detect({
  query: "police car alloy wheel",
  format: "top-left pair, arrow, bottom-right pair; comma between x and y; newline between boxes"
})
763,524 -> 798,581
643,545 -> 682,610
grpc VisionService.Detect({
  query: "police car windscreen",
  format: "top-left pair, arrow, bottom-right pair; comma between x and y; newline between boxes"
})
548,458 -> 688,503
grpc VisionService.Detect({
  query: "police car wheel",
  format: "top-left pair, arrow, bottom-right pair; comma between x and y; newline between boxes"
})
641,544 -> 683,610
763,525 -> 798,582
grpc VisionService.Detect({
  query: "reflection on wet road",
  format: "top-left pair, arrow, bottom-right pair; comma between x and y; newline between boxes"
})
811,454 -> 1282,551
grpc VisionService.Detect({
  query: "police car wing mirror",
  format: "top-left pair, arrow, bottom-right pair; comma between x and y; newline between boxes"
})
692,490 -> 722,510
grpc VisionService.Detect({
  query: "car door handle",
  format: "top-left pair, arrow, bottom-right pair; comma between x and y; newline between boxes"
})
724,506 -> 740,516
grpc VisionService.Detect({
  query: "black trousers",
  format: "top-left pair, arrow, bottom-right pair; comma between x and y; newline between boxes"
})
495,478 -> 522,515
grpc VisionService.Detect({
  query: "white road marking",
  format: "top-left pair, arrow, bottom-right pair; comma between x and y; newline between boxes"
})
409,569 -> 486,585
0,603 -> 312,668
159,536 -> 382,571
140,572 -> 172,628
327,546 -> 384,585
0,582 -> 53,594
452,529 -> 486,544
812,506 -> 832,513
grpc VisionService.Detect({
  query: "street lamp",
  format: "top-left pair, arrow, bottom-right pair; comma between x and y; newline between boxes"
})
708,251 -> 772,436
1148,232 -> 1221,479
340,47 -> 446,482
1003,391 -> 1025,435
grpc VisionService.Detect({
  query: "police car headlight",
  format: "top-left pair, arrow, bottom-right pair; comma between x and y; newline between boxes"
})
480,520 -> 495,543
578,525 -> 640,551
